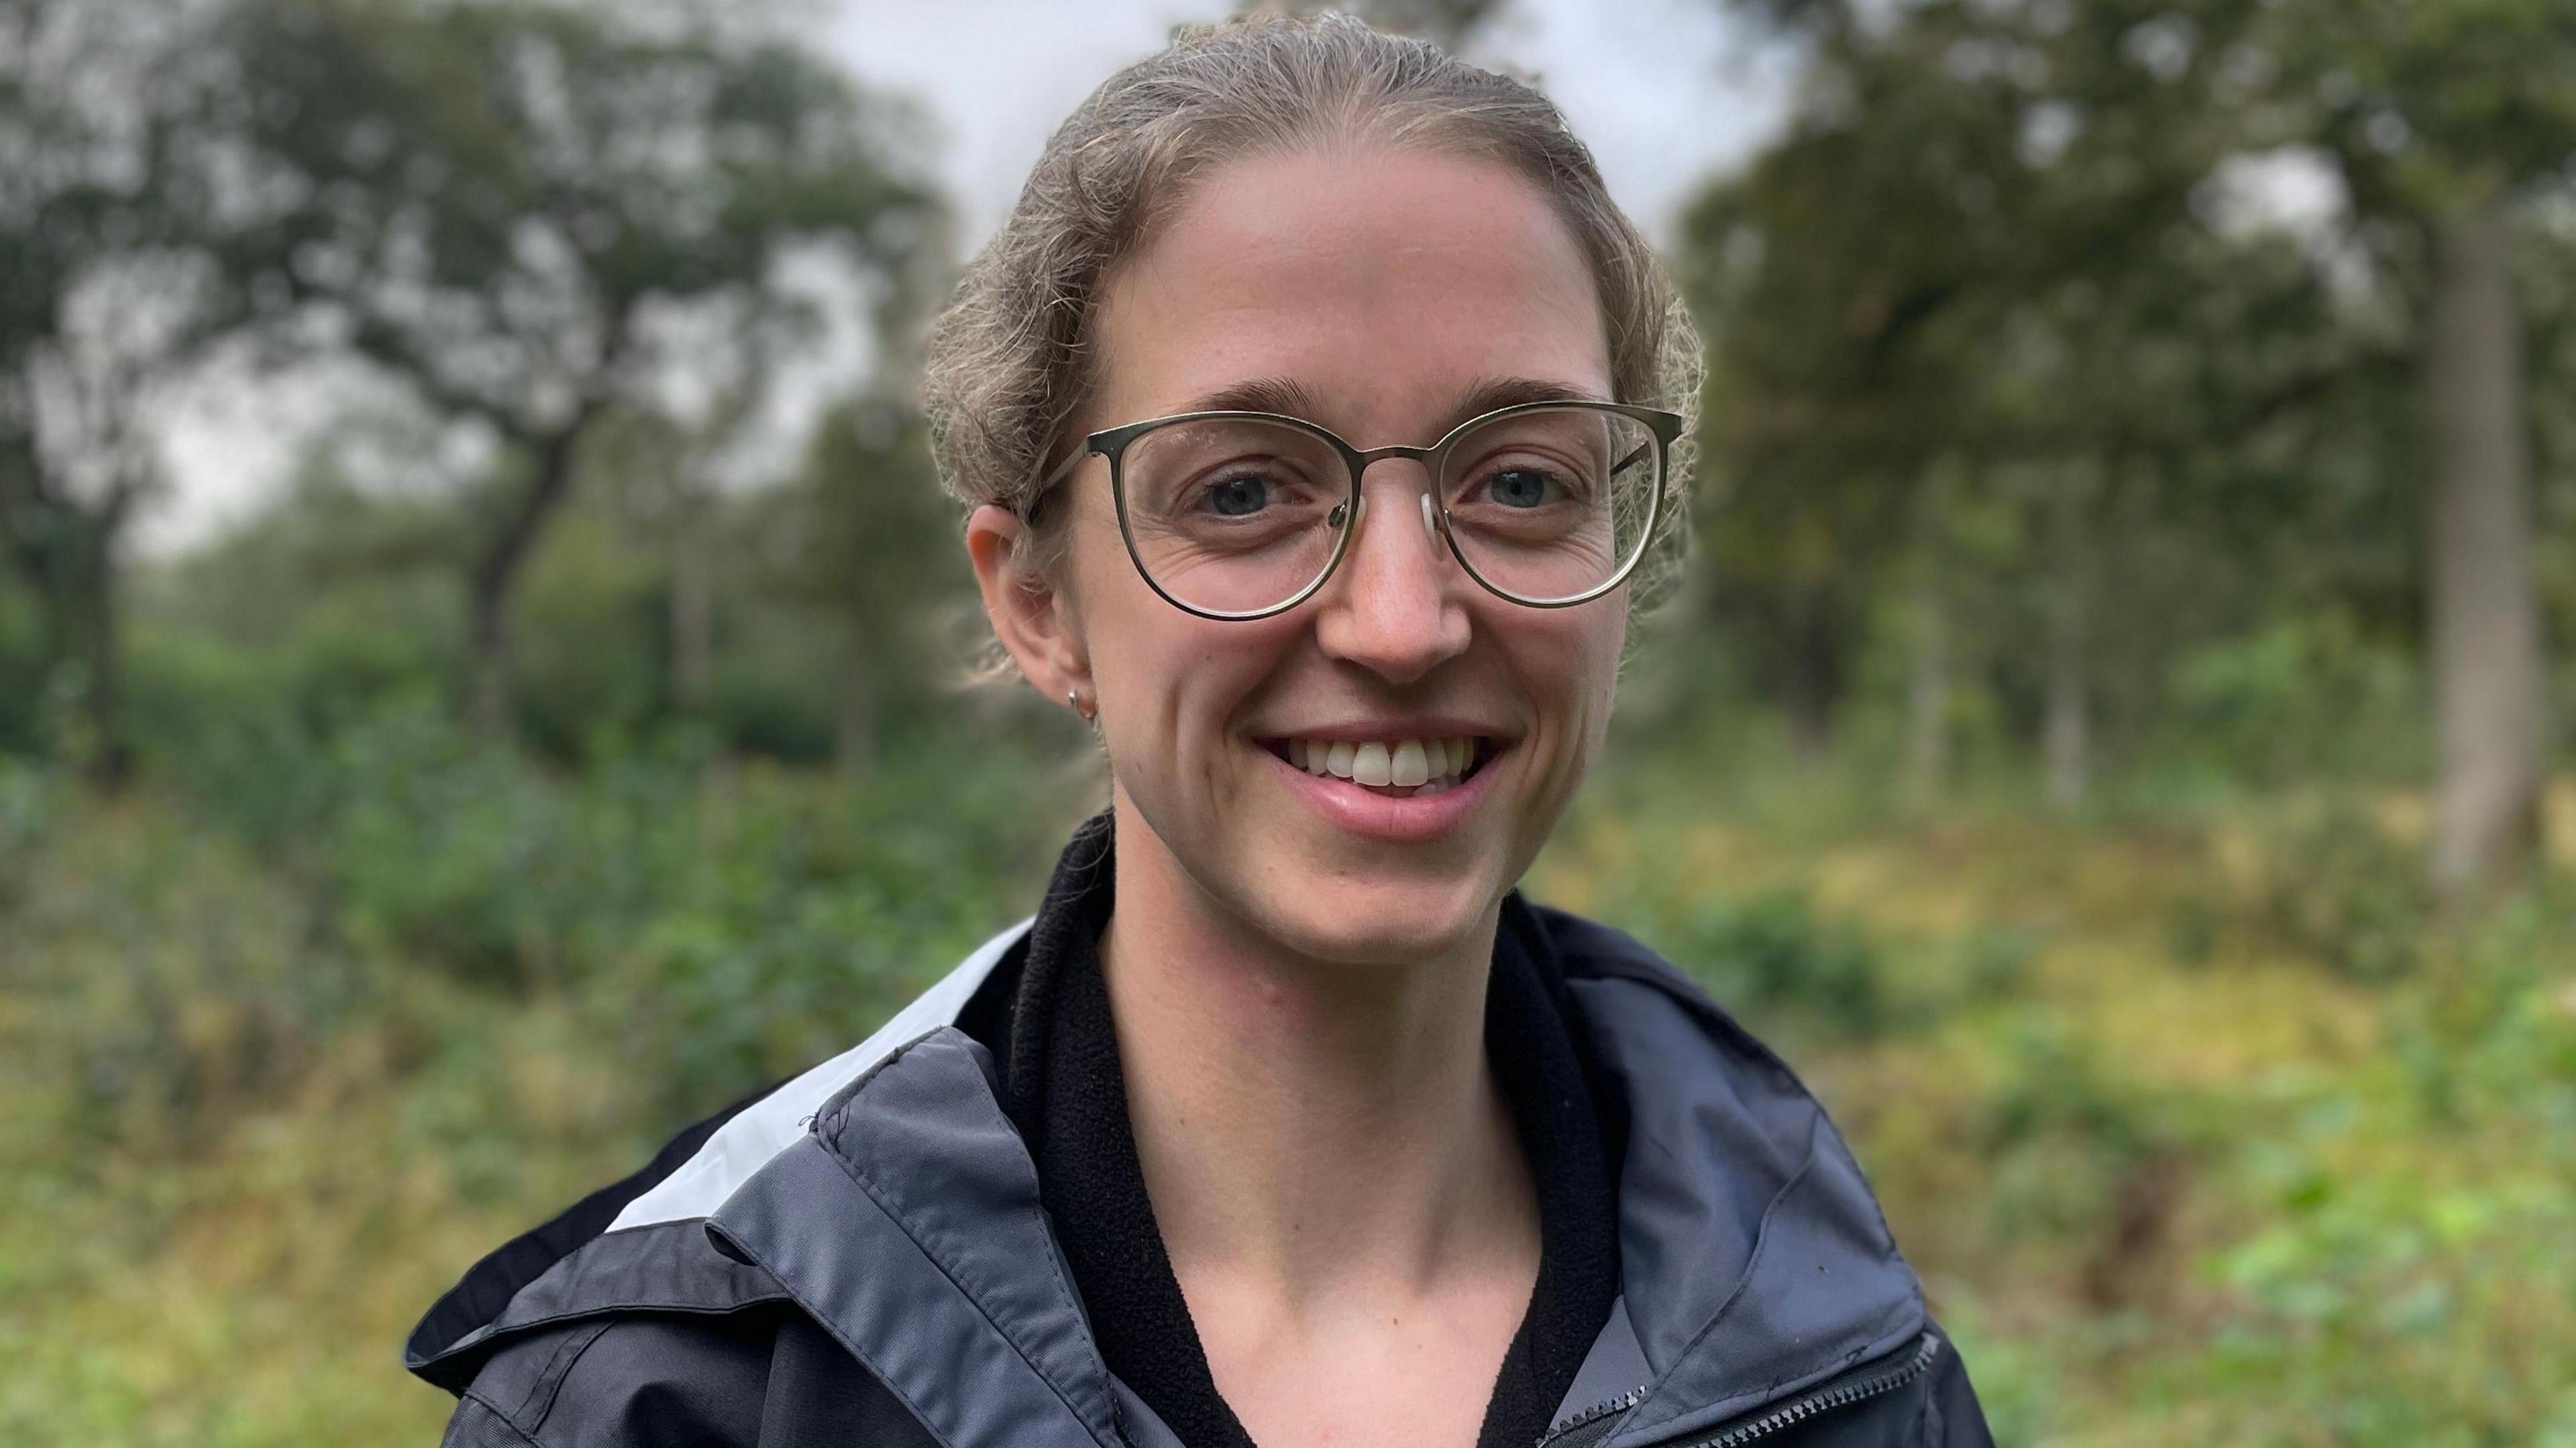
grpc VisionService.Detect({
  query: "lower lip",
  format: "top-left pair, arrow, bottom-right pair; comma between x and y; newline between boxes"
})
1262,742 -> 1501,844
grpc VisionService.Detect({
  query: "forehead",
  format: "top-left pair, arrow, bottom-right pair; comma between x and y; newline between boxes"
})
1087,145 -> 1611,443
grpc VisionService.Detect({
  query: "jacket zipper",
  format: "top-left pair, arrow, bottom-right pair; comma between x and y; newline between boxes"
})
1540,1329 -> 1941,1448
1540,1385 -> 1650,1445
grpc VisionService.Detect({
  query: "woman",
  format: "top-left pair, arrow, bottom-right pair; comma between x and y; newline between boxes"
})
407,15 -> 1993,1448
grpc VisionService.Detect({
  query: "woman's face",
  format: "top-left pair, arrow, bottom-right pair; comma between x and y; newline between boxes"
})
979,144 -> 1627,964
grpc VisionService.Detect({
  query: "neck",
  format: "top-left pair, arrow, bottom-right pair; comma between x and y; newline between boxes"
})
1097,792 -> 1536,1306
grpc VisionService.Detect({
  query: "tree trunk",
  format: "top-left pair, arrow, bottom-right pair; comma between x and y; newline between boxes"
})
65,520 -> 128,787
836,620 -> 876,775
0,447 -> 129,785
2423,202 -> 2545,901
465,577 -> 513,743
467,421 -> 587,740
1781,579 -> 1841,765
2043,474 -> 2090,812
1906,575 -> 1951,799
24,510 -> 131,789
4,496 -> 129,787
669,480 -> 714,714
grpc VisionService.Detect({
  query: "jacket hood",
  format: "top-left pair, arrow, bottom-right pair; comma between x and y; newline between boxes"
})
407,901 -> 1926,1448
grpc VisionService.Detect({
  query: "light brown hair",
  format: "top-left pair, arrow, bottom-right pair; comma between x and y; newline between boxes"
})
922,10 -> 1700,616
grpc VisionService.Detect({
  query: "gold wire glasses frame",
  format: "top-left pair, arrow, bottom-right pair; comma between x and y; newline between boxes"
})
1028,400 -> 1685,622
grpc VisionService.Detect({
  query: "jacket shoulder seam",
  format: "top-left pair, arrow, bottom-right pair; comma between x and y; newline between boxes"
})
454,1388 -> 549,1448
523,1319 -> 619,1437
813,1026 -> 945,1140
460,1288 -> 797,1353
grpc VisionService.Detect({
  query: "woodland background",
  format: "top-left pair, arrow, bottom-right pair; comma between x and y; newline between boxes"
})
2,1 -> 2572,1443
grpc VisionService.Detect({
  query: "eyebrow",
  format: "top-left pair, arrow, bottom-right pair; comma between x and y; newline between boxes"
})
1176,374 -> 1615,435
1180,376 -> 1333,419
1446,376 -> 1615,430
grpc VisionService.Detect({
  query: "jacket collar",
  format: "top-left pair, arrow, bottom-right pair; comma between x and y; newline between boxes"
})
708,1028 -> 1126,1447
1544,902 -> 1925,1444
411,907 -> 1925,1447
706,904 -> 1921,1448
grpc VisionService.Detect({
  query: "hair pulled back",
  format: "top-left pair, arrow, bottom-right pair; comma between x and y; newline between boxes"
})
922,11 -> 1700,614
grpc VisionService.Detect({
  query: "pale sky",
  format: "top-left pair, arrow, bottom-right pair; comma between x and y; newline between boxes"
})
144,0 -> 1789,553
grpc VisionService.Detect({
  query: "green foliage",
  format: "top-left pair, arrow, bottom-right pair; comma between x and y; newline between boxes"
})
2162,612 -> 2425,787
0,755 -> 61,901
1684,0 -> 2575,811
1680,0 -> 2393,768
190,0 -> 949,741
1980,1017 -> 2181,1243
120,402 -> 982,782
2191,890 -> 2576,1445
131,694 -> 1077,1107
127,474 -> 469,753
9,677 -> 2576,1443
231,0 -> 935,348
1675,887 -> 1895,1040
3,1 -> 2574,1443
2240,797 -> 2434,983
0,573 -> 46,753
1533,710 -> 2576,1443
509,506 -> 672,755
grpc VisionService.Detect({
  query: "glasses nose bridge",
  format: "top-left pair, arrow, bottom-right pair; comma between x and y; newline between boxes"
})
1349,440 -> 1440,485
1346,442 -> 1444,514
1334,442 -> 1454,585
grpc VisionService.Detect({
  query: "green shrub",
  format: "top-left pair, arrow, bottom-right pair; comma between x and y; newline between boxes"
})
1952,923 -> 2043,1001
1981,1019 -> 2184,1246
2180,883 -> 2576,1444
1674,887 -> 1893,1039
2243,797 -> 2431,983
0,759 -> 59,907
2162,612 -> 2424,789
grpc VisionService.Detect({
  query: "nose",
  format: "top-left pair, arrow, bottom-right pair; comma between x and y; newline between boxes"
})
1310,461 -> 1471,684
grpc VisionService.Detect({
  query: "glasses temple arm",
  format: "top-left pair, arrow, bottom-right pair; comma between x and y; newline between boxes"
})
1034,441 -> 1094,498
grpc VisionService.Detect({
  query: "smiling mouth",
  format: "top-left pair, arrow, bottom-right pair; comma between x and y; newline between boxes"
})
1263,734 -> 1495,798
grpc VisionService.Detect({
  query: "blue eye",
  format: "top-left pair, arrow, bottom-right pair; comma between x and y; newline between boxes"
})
1204,473 -> 1273,516
1487,467 -> 1556,508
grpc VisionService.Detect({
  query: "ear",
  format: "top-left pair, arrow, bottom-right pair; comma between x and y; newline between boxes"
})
965,504 -> 1091,711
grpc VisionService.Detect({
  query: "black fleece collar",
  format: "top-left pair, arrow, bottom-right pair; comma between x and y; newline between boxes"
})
413,829 -> 1941,1448
971,810 -> 1624,1448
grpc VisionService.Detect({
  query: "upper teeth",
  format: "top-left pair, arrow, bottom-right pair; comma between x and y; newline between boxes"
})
1285,736 -> 1477,788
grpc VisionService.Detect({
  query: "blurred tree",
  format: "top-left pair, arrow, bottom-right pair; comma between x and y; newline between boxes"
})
229,0 -> 936,737
2257,0 -> 2576,899
1688,0 -> 2563,841
0,0 -> 303,784
582,319 -> 771,722
1683,0 -> 2361,787
781,394 -> 955,775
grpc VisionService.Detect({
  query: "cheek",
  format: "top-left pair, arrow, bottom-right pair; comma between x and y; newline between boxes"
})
1579,611 -> 1627,741
1073,539 -> 1291,777
1519,607 -> 1626,783
1534,604 -> 1625,714
1062,510 -> 1172,685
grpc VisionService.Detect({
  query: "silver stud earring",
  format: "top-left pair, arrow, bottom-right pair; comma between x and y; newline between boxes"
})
1067,687 -> 1095,722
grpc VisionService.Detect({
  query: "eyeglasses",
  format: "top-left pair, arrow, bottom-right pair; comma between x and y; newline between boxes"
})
1028,400 -> 1682,620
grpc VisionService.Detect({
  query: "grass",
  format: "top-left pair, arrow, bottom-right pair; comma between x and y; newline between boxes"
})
3,737 -> 2572,1446
1534,755 -> 2576,1447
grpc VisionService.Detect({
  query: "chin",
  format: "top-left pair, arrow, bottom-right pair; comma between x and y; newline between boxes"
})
1236,858 -> 1507,968
1117,757 -> 1554,968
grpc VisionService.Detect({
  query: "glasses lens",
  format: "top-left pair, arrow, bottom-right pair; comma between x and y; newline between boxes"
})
1439,405 -> 1660,605
1117,416 -> 1350,614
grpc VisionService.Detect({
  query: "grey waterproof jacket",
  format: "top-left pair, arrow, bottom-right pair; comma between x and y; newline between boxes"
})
407,903 -> 1994,1448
